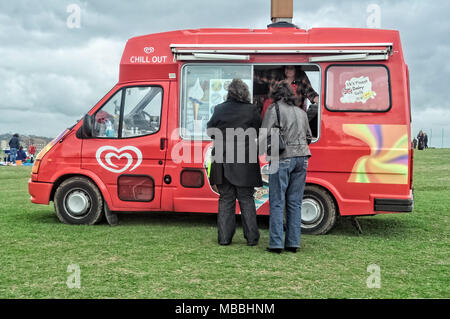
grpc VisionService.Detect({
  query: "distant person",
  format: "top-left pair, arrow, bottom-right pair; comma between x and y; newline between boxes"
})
207,78 -> 262,246
2,152 -> 8,164
8,133 -> 20,165
424,133 -> 428,149
16,146 -> 27,162
413,138 -> 417,149
417,131 -> 425,150
28,143 -> 36,163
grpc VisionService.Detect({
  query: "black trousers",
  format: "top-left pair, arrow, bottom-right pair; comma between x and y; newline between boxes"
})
216,178 -> 260,245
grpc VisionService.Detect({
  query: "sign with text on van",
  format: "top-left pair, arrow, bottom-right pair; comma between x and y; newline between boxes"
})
96,146 -> 142,173
129,55 -> 167,64
341,76 -> 376,104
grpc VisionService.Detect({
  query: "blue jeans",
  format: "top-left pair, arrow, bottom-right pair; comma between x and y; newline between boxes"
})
268,156 -> 308,249
9,148 -> 17,164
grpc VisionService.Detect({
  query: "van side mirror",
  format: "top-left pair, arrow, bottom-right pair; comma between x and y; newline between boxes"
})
82,114 -> 94,138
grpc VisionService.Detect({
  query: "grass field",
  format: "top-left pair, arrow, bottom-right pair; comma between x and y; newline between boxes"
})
0,149 -> 449,299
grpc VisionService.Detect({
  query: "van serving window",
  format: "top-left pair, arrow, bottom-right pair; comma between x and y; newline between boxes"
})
180,64 -> 253,139
253,64 -> 321,139
325,65 -> 391,112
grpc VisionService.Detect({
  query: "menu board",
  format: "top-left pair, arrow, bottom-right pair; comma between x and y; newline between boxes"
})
184,78 -> 253,138
183,100 -> 209,137
209,79 -> 253,116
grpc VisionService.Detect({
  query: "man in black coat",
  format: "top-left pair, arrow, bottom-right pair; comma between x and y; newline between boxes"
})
207,79 -> 262,246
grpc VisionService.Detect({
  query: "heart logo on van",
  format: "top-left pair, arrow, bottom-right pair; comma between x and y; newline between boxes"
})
96,146 -> 143,173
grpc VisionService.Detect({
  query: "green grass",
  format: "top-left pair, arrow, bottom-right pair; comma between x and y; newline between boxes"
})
0,149 -> 449,299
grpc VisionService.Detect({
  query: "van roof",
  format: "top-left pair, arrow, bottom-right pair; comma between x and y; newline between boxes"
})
119,27 -> 403,83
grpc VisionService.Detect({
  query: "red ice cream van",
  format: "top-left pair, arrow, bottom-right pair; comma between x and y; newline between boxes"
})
28,24 -> 414,234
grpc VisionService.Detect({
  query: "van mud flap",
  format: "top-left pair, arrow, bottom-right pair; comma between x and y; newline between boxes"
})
374,198 -> 414,212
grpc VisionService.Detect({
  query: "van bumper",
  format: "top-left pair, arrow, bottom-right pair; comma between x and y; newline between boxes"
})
28,179 -> 53,205
374,191 -> 414,212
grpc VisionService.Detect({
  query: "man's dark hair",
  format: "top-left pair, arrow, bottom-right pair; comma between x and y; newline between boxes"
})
270,81 -> 298,106
13,133 -> 19,138
227,79 -> 251,104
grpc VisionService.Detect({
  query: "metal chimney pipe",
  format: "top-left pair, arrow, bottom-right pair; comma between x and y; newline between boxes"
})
271,0 -> 293,23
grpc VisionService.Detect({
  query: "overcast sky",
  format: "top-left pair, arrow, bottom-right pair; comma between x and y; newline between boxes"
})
1,0 -> 449,147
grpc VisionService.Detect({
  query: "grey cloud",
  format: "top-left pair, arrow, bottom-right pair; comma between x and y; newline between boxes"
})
0,0 -> 449,146
0,36 -> 123,124
1,108 -> 80,137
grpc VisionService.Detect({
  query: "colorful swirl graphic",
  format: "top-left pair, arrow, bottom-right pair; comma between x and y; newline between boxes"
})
343,124 -> 409,184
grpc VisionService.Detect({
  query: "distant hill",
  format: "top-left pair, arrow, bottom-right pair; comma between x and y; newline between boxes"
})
0,133 -> 52,140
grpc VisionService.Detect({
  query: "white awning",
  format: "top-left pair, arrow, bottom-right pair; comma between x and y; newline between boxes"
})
170,43 -> 393,62
309,53 -> 389,62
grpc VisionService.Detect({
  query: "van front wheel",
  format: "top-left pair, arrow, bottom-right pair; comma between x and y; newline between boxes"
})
54,177 -> 104,225
301,185 -> 337,235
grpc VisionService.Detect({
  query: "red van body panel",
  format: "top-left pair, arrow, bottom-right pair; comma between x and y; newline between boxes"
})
28,27 -> 413,217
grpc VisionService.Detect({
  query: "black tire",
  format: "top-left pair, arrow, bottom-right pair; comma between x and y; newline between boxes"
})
54,176 -> 104,225
301,185 -> 337,235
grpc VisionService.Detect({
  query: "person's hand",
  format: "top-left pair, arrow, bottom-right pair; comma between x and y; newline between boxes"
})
313,96 -> 319,104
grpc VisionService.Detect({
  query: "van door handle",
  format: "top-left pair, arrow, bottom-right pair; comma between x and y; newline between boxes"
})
160,138 -> 167,150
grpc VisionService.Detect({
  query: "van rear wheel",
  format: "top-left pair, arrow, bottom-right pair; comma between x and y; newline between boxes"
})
301,185 -> 337,235
54,177 -> 104,225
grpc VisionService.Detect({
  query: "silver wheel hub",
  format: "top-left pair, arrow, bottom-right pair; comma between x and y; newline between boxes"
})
65,190 -> 90,217
302,198 -> 323,226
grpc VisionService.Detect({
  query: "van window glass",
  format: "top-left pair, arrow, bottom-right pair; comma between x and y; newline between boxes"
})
181,65 -> 253,139
326,65 -> 390,112
122,86 -> 162,138
93,90 -> 122,138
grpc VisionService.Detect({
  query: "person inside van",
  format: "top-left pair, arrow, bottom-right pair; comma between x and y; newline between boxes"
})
284,65 -> 319,110
260,81 -> 312,254
259,66 -> 319,119
207,79 -> 262,246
